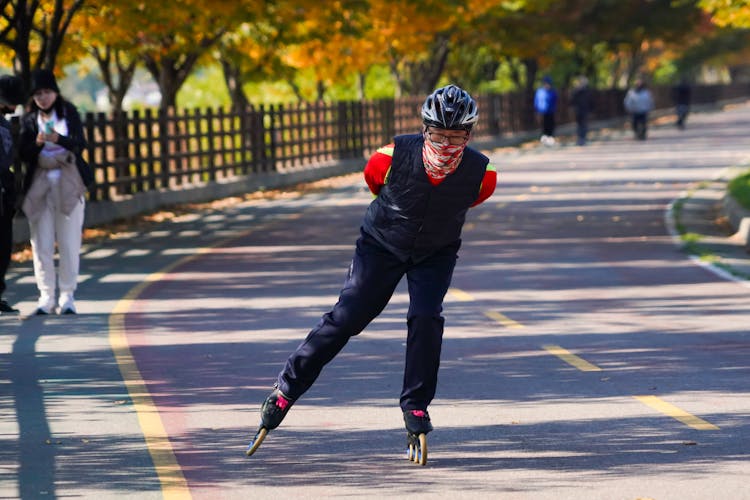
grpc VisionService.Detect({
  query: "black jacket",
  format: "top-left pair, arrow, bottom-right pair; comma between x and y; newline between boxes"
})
18,99 -> 93,194
1,115 -> 18,212
362,134 -> 488,262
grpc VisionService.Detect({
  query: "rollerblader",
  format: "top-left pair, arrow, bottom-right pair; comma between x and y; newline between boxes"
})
246,84 -> 498,465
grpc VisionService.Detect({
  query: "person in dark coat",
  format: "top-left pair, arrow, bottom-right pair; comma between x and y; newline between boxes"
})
570,76 -> 594,146
672,79 -> 691,129
0,74 -> 26,314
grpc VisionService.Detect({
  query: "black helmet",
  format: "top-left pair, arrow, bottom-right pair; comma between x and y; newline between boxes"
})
421,84 -> 478,131
0,74 -> 25,107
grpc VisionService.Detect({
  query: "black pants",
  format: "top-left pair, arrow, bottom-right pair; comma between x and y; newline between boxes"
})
632,113 -> 648,140
277,229 -> 458,412
542,113 -> 556,137
0,202 -> 14,297
676,105 -> 689,128
575,112 -> 589,144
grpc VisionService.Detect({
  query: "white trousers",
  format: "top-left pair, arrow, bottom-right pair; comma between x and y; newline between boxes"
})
28,185 -> 85,305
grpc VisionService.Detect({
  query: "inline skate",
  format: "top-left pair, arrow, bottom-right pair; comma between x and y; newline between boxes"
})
404,409 -> 432,466
245,386 -> 294,456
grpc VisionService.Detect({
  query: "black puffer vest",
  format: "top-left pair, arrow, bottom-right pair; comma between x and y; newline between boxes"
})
362,134 -> 488,263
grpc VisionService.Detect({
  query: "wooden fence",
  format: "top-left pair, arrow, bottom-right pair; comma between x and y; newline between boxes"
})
13,82 -> 750,203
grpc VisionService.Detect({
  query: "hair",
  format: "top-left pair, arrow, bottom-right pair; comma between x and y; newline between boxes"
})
28,92 -> 68,116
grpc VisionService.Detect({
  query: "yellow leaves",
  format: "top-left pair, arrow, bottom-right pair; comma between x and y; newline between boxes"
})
699,0 -> 750,28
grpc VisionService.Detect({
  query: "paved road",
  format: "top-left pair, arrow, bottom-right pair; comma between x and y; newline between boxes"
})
1,103 -> 749,499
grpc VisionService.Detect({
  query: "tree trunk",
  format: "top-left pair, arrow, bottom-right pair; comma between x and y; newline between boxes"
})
8,0 -> 84,89
522,58 -> 539,129
394,34 -> 451,97
357,72 -> 366,100
92,46 -> 136,115
144,55 -> 193,111
143,30 -> 223,112
287,79 -> 304,102
316,80 -> 326,101
221,59 -> 250,111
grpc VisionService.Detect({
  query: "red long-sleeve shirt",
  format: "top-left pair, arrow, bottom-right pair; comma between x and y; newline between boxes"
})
364,144 -> 497,207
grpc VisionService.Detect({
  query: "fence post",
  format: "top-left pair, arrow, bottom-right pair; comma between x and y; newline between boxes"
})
141,108 -> 155,191
112,110 -> 129,197
83,112 -> 101,202
131,109 -> 142,195
246,105 -> 261,174
158,108 -> 170,188
95,112 -> 111,201
268,104 -> 279,172
205,107 -> 217,182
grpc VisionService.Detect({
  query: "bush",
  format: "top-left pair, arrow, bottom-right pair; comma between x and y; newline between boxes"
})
728,170 -> 750,210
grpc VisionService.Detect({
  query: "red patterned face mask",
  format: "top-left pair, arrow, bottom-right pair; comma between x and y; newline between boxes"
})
422,132 -> 467,180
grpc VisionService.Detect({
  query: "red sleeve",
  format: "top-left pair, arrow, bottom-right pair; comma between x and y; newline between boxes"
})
364,144 -> 394,195
471,164 -> 497,207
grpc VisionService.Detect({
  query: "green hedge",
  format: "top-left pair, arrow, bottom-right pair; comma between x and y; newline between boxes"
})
728,170 -> 750,210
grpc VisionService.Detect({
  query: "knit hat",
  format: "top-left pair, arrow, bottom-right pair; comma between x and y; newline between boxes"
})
0,74 -> 25,106
30,69 -> 60,94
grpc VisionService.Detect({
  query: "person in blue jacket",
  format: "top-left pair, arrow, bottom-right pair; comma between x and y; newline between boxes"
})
534,75 -> 558,145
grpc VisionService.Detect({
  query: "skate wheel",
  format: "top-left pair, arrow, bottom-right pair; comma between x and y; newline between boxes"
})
416,433 -> 427,466
245,427 -> 268,457
406,433 -> 427,465
407,442 -> 416,461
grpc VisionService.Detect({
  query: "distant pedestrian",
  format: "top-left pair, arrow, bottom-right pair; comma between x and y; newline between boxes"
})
0,74 -> 26,315
672,79 -> 691,129
624,78 -> 654,140
18,69 -> 93,315
534,75 -> 558,146
570,76 -> 594,146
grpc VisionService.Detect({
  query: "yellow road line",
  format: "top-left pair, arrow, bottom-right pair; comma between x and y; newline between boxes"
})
448,288 -> 474,301
484,310 -> 525,329
107,201 -> 346,496
108,214 -> 300,496
633,395 -> 720,430
542,344 -> 602,372
110,265 -> 195,499
448,289 -> 524,328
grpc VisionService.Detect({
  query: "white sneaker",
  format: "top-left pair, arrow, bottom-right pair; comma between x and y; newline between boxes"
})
58,293 -> 77,315
36,295 -> 55,315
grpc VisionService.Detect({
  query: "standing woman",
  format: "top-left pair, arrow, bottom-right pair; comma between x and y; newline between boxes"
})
19,69 -> 92,315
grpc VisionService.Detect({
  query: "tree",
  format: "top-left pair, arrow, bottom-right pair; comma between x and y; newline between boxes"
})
122,0 -> 262,111
65,1 -> 140,114
216,0 -> 304,108
275,0 -> 375,101
0,0 -> 85,88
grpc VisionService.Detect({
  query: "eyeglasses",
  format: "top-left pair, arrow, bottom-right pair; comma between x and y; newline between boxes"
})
425,131 -> 469,146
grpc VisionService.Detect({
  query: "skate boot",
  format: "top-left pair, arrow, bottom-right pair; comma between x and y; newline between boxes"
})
403,409 -> 432,465
246,387 -> 295,456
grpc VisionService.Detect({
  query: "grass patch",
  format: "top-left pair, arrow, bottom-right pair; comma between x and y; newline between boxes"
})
728,169 -> 750,210
680,232 -> 702,244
